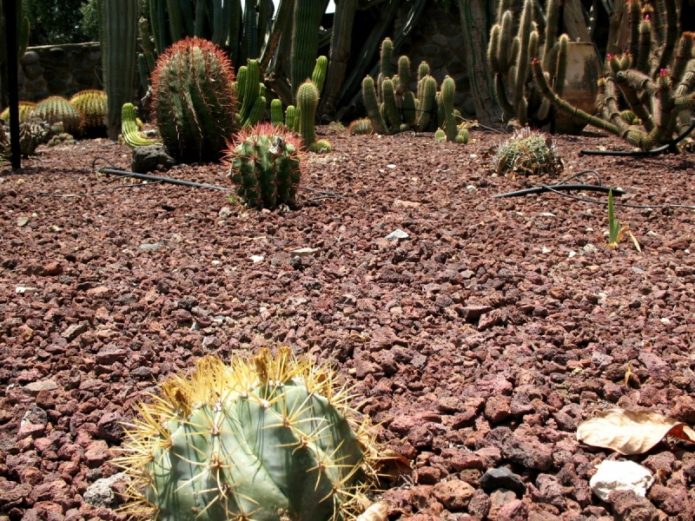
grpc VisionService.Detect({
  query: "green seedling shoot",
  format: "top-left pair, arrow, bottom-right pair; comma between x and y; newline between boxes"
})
607,190 -> 641,252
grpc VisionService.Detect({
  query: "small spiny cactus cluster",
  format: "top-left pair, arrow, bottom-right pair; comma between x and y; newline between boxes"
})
0,118 -> 51,158
225,122 -> 303,209
494,128 -> 563,176
116,347 -> 380,521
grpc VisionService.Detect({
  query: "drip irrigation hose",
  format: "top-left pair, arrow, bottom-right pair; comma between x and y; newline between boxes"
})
494,184 -> 626,198
579,120 -> 695,157
93,162 -> 227,191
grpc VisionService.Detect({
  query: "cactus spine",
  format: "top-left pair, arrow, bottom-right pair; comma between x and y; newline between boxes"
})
101,0 -> 139,140
151,37 -> 238,162
117,347 -> 379,520
226,123 -> 302,208
297,80 -> 331,153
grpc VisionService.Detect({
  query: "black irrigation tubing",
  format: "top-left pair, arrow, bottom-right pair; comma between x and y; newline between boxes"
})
579,120 -> 695,157
96,167 -> 227,191
494,184 -> 626,199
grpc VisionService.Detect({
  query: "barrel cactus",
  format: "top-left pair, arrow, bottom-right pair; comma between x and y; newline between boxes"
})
0,101 -> 35,123
117,347 -> 379,521
151,37 -> 238,163
33,96 -> 81,135
69,90 -> 107,133
225,123 -> 302,209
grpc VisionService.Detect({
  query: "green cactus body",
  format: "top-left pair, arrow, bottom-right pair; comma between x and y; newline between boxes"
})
397,55 -> 411,93
69,90 -> 107,132
121,102 -> 161,148
33,96 -> 82,135
240,59 -> 261,124
270,98 -> 284,126
402,91 -> 417,127
284,104 -> 298,130
348,118 -> 373,135
297,80 -> 322,150
416,75 -> 437,132
361,76 -> 387,134
417,61 -> 430,84
379,37 -> 395,81
152,37 -> 237,162
236,65 -> 248,101
311,55 -> 328,95
1,101 -> 36,123
381,78 -> 400,132
245,94 -> 267,127
440,76 -> 458,142
456,126 -> 469,144
118,348 -> 378,520
291,0 -> 323,100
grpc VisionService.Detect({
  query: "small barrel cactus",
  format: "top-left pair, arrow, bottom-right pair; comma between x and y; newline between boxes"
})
0,101 -> 36,123
121,103 -> 161,148
32,96 -> 82,135
348,118 -> 374,135
69,90 -> 107,133
117,347 -> 379,521
152,37 -> 238,162
225,123 -> 302,209
494,128 -> 563,176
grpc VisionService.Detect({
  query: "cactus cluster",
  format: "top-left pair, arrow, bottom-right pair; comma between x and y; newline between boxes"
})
117,347 -> 379,521
69,90 -> 107,133
494,128 -> 563,177
235,59 -> 268,128
32,96 -> 82,135
225,122 -> 302,209
0,118 -> 51,158
361,38 -> 466,142
151,37 -> 238,162
488,0 -> 569,127
533,1 -> 695,151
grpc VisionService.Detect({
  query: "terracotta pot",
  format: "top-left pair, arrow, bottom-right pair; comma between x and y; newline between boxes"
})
552,41 -> 602,134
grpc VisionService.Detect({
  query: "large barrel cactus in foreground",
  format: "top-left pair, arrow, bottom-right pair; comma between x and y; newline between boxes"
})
151,37 -> 238,162
117,347 -> 379,521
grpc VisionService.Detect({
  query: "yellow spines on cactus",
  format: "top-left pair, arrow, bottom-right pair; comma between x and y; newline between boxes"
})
1,101 -> 36,123
69,90 -> 107,132
116,347 -> 380,521
33,96 -> 82,135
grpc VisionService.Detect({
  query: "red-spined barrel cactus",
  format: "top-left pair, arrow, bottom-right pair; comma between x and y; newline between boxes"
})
117,347 -> 379,521
224,122 -> 302,209
151,37 -> 237,162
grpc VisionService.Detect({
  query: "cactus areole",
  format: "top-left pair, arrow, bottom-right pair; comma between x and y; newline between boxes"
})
151,37 -> 237,163
117,347 -> 379,521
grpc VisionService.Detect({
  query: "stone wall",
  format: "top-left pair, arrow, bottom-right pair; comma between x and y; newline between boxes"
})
15,42 -> 102,102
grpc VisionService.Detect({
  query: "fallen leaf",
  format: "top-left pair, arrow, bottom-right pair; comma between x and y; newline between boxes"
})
577,409 -> 695,455
356,501 -> 389,521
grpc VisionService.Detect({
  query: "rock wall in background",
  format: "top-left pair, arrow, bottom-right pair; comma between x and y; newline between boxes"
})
14,43 -> 102,102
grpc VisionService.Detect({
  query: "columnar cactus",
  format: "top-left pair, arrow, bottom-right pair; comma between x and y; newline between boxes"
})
151,37 -> 238,162
225,123 -> 301,209
33,96 -> 82,135
297,80 -> 331,152
237,59 -> 265,127
69,90 -> 107,133
533,1 -> 695,150
311,55 -> 328,95
270,98 -> 284,126
117,347 -> 379,521
291,0 -> 324,100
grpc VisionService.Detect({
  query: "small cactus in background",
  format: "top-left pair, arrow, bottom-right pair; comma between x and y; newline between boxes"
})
311,55 -> 329,95
1,118 -> 51,158
270,98 -> 284,126
225,123 -> 302,209
121,103 -> 161,148
297,80 -> 331,153
69,90 -> 107,133
152,37 -> 237,163
117,347 -> 379,520
494,128 -> 563,176
348,118 -> 374,135
1,101 -> 36,123
236,58 -> 266,128
32,96 -> 82,135
285,104 -> 298,131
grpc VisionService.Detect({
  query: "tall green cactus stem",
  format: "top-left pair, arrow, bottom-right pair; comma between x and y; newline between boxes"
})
239,59 -> 262,126
226,123 -> 301,208
284,104 -> 298,131
397,55 -> 411,94
69,90 -> 107,132
311,55 -> 328,95
381,78 -> 401,131
152,37 -> 237,162
361,75 -> 387,134
117,347 -> 379,520
440,76 -> 458,142
291,0 -> 323,101
416,75 -> 437,132
319,0 -> 356,116
33,96 -> 82,135
297,80 -> 330,152
101,0 -> 139,140
378,37 -> 395,94
121,102 -> 162,148
270,98 -> 284,126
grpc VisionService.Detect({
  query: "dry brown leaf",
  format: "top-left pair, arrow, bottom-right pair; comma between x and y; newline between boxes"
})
577,409 -> 695,455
